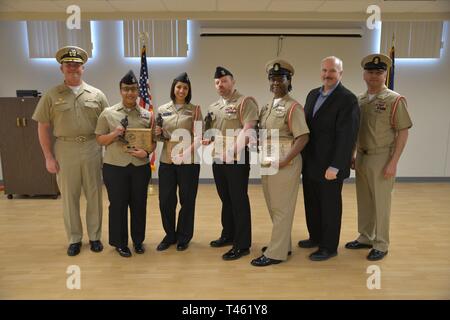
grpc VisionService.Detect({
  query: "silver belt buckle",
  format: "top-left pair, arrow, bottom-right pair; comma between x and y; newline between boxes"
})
75,136 -> 87,143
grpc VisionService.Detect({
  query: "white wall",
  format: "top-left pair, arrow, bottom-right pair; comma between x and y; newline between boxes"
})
1,20 -> 449,179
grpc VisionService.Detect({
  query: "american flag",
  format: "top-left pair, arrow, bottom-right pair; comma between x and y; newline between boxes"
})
138,45 -> 153,111
138,44 -> 156,171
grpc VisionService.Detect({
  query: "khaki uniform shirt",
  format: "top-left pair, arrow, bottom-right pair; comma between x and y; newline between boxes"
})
260,94 -> 309,139
208,90 -> 259,135
32,81 -> 109,137
95,103 -> 153,167
157,101 -> 202,164
259,94 -> 309,161
357,86 -> 412,153
208,90 -> 258,160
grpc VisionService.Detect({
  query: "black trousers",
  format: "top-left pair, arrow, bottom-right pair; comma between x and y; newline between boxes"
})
103,163 -> 150,248
302,175 -> 343,253
212,162 -> 251,250
158,162 -> 200,244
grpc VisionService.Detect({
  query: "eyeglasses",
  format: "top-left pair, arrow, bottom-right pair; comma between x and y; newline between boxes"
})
121,86 -> 139,93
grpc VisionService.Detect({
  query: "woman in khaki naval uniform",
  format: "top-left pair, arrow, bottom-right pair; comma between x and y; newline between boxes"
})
154,72 -> 202,252
251,59 -> 309,267
345,54 -> 412,261
95,70 -> 155,257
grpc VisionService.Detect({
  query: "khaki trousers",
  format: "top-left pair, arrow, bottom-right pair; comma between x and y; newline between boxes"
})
355,151 -> 394,252
261,156 -> 301,260
55,139 -> 103,244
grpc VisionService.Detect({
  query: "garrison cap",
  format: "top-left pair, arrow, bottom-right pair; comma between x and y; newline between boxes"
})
120,70 -> 138,85
214,66 -> 233,79
174,72 -> 190,83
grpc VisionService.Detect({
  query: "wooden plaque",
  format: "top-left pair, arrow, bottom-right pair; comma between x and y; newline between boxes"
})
122,128 -> 153,152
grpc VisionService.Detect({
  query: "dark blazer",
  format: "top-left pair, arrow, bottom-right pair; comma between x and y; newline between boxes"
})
302,82 -> 360,181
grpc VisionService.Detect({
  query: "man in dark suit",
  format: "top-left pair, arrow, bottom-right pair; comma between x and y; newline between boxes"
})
299,56 -> 360,261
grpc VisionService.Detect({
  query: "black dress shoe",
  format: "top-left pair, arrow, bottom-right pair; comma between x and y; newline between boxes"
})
222,248 -> 250,261
309,248 -> 337,261
210,237 -> 233,248
262,246 -> 291,256
89,240 -> 103,253
176,243 -> 189,251
156,241 -> 175,251
345,240 -> 373,249
367,249 -> 388,261
251,255 -> 282,267
116,247 -> 132,257
298,239 -> 319,248
134,243 -> 145,254
67,242 -> 81,256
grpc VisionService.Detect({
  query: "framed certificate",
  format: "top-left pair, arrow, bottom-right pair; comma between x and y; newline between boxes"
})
122,128 -> 153,152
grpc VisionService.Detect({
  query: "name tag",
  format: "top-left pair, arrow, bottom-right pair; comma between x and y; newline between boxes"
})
274,106 -> 286,115
162,112 -> 173,117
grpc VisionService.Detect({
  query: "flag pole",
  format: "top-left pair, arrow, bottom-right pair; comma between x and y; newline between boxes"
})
138,32 -> 156,196
386,32 -> 395,90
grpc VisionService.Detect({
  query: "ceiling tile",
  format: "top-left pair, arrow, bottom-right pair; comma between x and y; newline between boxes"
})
267,0 -> 324,12
108,0 -> 167,12
217,0 -> 271,11
163,0 -> 216,12
54,0 -> 115,12
317,0 -> 373,13
2,0 -> 64,12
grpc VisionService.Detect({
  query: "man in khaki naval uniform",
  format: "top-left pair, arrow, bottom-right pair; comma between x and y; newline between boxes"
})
345,54 -> 412,261
32,46 -> 109,256
250,59 -> 309,267
206,66 -> 259,260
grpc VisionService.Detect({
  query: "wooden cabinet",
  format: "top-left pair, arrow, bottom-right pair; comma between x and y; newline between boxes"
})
0,97 -> 59,198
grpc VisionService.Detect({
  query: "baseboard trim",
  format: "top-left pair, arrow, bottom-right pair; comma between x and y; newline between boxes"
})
2,177 -> 449,187
173,177 -> 450,184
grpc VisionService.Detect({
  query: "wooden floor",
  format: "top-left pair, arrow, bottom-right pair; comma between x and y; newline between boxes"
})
0,182 -> 449,300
